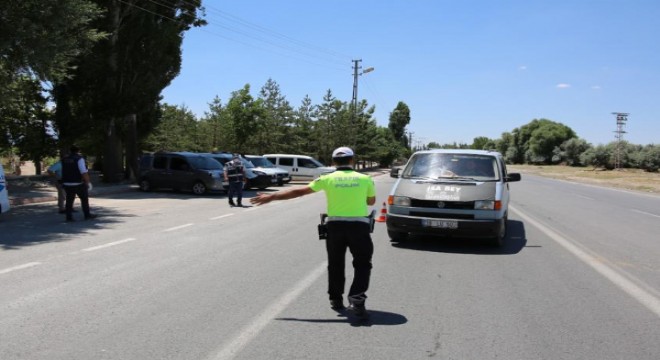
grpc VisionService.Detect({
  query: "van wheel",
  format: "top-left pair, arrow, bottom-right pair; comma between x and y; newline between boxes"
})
388,230 -> 409,243
489,214 -> 507,247
192,181 -> 207,195
139,179 -> 151,192
277,179 -> 284,186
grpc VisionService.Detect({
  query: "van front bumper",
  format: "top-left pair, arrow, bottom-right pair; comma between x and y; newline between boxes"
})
386,213 -> 504,239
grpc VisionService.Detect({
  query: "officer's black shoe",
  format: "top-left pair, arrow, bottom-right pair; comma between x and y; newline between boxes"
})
348,303 -> 369,319
330,299 -> 345,310
228,200 -> 235,206
237,202 -> 242,207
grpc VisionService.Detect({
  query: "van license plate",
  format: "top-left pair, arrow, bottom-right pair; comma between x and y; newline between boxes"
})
422,219 -> 458,229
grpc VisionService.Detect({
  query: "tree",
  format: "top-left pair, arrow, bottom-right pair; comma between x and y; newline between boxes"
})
144,104 -> 199,152
637,144 -> 660,172
225,85 -> 264,153
388,102 -> 411,147
0,0 -> 105,86
54,0 -> 205,181
558,138 -> 592,166
580,145 -> 612,169
509,119 -> 577,164
199,96 -> 226,151
256,79 -> 294,154
0,75 -> 58,173
471,136 -> 491,150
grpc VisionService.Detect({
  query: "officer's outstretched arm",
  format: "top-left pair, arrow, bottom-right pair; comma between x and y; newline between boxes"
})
250,186 -> 314,206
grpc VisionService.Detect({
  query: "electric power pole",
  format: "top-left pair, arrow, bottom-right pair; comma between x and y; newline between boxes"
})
350,59 -> 374,148
612,112 -> 629,170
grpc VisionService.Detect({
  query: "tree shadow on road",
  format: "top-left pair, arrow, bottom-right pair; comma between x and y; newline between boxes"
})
0,202 -> 130,250
390,220 -> 528,255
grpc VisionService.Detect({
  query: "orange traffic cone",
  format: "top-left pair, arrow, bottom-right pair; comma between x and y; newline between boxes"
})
375,202 -> 387,222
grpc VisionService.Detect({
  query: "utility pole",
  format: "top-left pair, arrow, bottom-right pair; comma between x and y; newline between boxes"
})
351,59 -> 361,118
350,60 -> 374,148
612,112 -> 629,170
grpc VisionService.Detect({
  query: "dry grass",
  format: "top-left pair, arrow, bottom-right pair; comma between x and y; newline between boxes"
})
508,165 -> 660,195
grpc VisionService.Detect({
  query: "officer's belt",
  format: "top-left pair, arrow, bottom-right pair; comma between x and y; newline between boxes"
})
326,216 -> 370,224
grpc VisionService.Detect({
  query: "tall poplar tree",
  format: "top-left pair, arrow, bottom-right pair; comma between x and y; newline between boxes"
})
55,0 -> 205,181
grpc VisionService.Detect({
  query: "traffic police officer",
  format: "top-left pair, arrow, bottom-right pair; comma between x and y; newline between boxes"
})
224,154 -> 246,207
61,145 -> 96,221
250,147 -> 376,318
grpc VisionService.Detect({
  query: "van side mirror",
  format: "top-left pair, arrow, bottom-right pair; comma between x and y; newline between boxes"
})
506,173 -> 521,182
390,168 -> 401,178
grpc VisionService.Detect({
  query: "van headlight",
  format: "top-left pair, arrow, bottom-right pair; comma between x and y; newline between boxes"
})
391,196 -> 411,206
474,200 -> 494,210
474,200 -> 501,210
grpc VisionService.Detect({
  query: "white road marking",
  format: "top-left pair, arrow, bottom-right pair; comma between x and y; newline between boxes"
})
211,214 -> 235,220
82,238 -> 137,252
0,262 -> 42,275
510,205 -> 660,318
207,261 -> 328,360
164,223 -> 194,232
631,209 -> 660,219
576,194 -> 595,200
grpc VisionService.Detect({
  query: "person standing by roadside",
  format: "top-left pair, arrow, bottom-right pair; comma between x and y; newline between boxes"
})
61,145 -> 96,222
224,154 -> 246,207
250,147 -> 376,319
47,158 -> 66,213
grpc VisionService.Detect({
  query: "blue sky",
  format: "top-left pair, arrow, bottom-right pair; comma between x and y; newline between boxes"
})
161,0 -> 660,147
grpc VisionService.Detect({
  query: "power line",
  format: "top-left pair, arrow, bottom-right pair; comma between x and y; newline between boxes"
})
144,0 -> 351,70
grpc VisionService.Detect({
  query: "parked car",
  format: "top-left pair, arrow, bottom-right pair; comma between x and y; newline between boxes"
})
0,163 -> 9,216
138,152 -> 225,195
387,149 -> 521,246
263,154 -> 335,181
202,152 -> 274,190
244,155 -> 290,186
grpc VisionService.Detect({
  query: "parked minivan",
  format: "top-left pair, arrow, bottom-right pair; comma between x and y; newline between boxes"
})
0,163 -> 9,216
138,152 -> 225,195
387,149 -> 521,246
263,154 -> 335,181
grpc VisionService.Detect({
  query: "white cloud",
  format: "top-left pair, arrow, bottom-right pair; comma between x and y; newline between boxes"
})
591,85 -> 601,90
556,83 -> 571,89
519,65 -> 527,71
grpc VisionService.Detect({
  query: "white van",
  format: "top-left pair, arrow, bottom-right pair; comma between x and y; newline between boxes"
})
387,149 -> 521,246
263,154 -> 335,181
0,163 -> 10,215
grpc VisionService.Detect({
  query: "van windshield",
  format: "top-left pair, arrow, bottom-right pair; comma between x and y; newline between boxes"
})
247,157 -> 276,168
189,156 -> 223,170
402,153 -> 499,181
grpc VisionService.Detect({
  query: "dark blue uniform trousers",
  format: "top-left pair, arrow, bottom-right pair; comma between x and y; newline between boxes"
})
325,221 -> 373,303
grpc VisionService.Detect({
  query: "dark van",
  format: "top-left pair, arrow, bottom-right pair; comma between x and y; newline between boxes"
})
138,152 -> 224,195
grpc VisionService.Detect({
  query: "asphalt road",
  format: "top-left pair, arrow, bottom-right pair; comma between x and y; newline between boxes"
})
1,174 -> 659,359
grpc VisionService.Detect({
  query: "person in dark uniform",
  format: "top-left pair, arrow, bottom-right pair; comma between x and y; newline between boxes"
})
61,145 -> 96,222
224,154 -> 246,207
250,147 -> 376,319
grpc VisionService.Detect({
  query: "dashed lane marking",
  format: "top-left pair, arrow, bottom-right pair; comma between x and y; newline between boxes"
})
82,238 -> 137,252
211,214 -> 235,220
0,262 -> 42,275
164,223 -> 194,232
